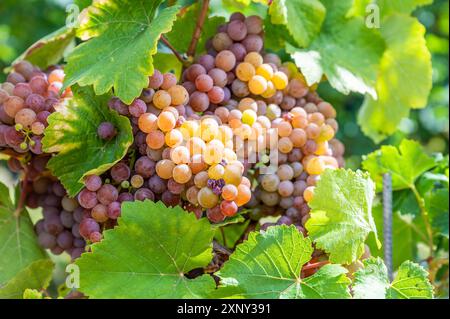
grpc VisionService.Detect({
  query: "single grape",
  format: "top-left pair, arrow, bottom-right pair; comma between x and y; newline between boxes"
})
227,20 -> 247,41
206,206 -> 225,223
161,73 -> 177,90
97,122 -> 117,140
215,50 -> 236,72
56,230 -> 74,249
97,184 -> 119,205
129,99 -> 147,118
148,174 -> 167,194
38,232 -> 57,249
78,189 -> 98,209
107,201 -> 122,219
148,69 -> 163,89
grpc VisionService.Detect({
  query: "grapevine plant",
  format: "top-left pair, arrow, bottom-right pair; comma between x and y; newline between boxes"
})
0,0 -> 447,299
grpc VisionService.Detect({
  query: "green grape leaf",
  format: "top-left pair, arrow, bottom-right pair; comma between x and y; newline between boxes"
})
75,200 -> 216,298
263,16 -> 297,52
268,0 -> 325,48
0,259 -> 54,299
42,85 -> 133,197
64,0 -> 180,104
377,0 -> 433,17
165,4 -> 225,55
216,225 -> 351,299
358,15 -> 432,142
214,219 -> 250,249
0,182 -> 54,299
365,205 -> 423,270
362,139 -> 436,192
353,257 -> 433,299
74,0 -> 92,10
287,0 -> 384,98
11,27 -> 75,70
426,188 -> 449,238
305,169 -> 379,264
153,52 -> 182,79
348,0 -> 433,18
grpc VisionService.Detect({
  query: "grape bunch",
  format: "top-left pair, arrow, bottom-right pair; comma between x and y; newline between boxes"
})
0,61 -> 70,154
0,12 -> 347,258
20,156 -> 86,260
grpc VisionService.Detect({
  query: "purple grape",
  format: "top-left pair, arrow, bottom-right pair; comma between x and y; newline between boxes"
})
79,218 -> 100,239
148,175 -> 167,194
78,189 -> 98,209
134,188 -> 155,201
60,210 -> 75,228
97,122 -> 117,140
44,215 -> 64,235
38,232 -> 57,249
129,99 -> 146,118
56,230 -> 74,249
134,156 -> 155,178
97,184 -> 118,205
110,162 -> 131,183
107,201 -> 122,219
118,192 -> 134,203
25,94 -> 45,112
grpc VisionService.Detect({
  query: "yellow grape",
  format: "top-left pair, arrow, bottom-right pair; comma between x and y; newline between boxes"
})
223,164 -> 242,186
223,148 -> 238,162
218,125 -> 233,143
194,171 -> 209,188
241,109 -> 257,126
303,186 -> 315,202
261,80 -> 276,98
317,124 -> 335,142
208,164 -> 225,180
172,164 -> 192,184
146,130 -> 165,149
278,137 -> 293,153
170,146 -> 190,164
156,159 -> 175,179
181,120 -> 199,138
272,71 -> 288,90
221,184 -> 238,201
153,90 -> 171,109
314,141 -> 329,156
306,156 -> 326,175
200,118 -> 219,142
157,111 -> 176,132
277,121 -> 293,137
235,184 -> 251,207
244,52 -> 263,67
236,62 -> 256,82
248,75 -> 267,95
165,129 -> 183,147
197,187 -> 219,208
187,137 -> 206,154
167,85 -> 188,106
238,97 -> 258,112
139,113 -> 158,133
203,139 -> 224,165
256,64 -> 274,80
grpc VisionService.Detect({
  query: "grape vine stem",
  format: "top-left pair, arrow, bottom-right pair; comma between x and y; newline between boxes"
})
14,166 -> 29,218
187,0 -> 210,58
160,35 -> 187,65
410,184 -> 435,258
302,260 -> 330,271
